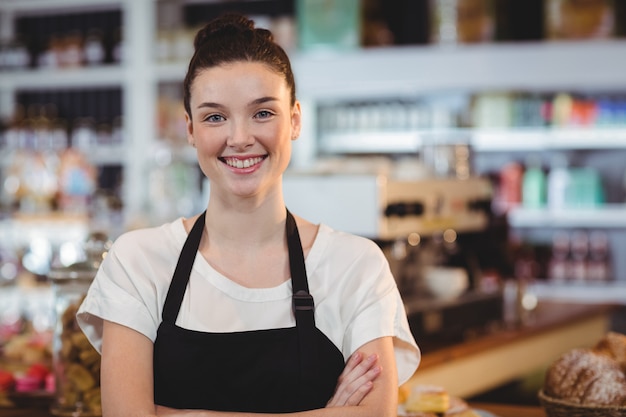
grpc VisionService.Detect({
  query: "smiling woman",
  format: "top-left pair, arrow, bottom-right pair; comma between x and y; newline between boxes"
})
75,13 -> 420,417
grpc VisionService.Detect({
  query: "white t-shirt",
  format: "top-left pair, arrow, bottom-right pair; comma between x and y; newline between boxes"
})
77,218 -> 420,384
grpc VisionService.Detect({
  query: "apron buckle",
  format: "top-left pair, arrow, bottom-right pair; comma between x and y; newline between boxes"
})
293,290 -> 314,313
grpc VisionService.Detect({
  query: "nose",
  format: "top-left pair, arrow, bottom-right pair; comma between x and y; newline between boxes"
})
226,121 -> 254,150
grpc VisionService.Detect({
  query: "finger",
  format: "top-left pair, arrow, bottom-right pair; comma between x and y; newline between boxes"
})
334,352 -> 366,393
344,380 -> 373,406
328,364 -> 382,407
327,352 -> 378,407
346,353 -> 378,383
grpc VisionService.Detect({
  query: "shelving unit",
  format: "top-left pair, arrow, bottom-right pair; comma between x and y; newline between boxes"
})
0,0 -> 155,220
508,205 -> 626,229
1,0 -> 626,245
0,66 -> 125,90
472,127 -> 626,151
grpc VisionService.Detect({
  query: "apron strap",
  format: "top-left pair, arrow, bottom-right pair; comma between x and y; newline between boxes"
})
286,209 -> 315,327
162,211 -> 205,323
285,209 -> 318,395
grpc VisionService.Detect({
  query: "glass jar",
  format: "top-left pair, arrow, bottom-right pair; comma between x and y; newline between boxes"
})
430,0 -> 495,44
48,232 -> 111,417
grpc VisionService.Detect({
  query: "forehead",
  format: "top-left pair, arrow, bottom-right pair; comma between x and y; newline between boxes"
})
190,61 -> 289,102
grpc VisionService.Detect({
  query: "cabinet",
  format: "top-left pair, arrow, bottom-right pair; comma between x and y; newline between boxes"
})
1,0 -> 626,272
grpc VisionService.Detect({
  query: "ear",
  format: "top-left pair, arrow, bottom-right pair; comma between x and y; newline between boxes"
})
290,101 -> 302,140
185,112 -> 195,147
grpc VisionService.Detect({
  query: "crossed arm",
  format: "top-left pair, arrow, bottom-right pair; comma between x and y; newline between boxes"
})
101,320 -> 398,417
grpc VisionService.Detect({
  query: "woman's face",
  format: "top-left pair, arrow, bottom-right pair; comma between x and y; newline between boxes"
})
186,61 -> 301,201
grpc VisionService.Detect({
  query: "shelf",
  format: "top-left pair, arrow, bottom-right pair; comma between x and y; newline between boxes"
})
507,205 -> 626,228
316,126 -> 626,154
153,40 -> 626,98
84,144 -> 127,165
0,213 -> 89,250
155,61 -> 188,84
319,131 -> 423,154
0,65 -> 125,90
531,281 -> 626,305
291,40 -> 626,99
0,0 -> 122,14
472,127 -> 626,151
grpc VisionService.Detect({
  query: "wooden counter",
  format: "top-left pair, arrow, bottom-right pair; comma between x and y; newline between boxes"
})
470,402 -> 546,417
406,300 -> 616,398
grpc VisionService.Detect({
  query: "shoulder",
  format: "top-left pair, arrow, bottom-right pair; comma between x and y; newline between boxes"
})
312,224 -> 389,275
107,218 -> 186,262
319,224 -> 384,257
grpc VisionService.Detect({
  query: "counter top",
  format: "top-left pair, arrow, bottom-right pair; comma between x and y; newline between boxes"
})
407,300 -> 617,399
418,300 -> 616,371
470,402 -> 546,417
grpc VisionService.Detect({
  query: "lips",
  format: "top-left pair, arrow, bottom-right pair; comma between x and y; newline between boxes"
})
220,155 -> 267,169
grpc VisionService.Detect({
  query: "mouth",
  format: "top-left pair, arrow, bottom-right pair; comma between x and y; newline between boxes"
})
219,155 -> 267,169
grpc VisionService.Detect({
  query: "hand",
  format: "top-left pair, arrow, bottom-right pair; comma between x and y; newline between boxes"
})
326,351 -> 382,407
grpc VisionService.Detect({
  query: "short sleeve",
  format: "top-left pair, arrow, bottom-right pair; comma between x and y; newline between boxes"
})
76,231 -> 167,353
337,240 -> 420,385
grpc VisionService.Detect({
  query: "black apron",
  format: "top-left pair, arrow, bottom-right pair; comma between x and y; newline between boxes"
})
153,210 -> 346,412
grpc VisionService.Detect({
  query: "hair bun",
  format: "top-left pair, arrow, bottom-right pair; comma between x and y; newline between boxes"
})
194,13 -> 259,50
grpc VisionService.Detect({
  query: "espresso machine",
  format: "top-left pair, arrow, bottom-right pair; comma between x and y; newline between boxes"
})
283,172 -> 506,352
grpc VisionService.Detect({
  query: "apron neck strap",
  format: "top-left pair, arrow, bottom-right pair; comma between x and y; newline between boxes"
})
162,211 -> 206,323
286,209 -> 314,319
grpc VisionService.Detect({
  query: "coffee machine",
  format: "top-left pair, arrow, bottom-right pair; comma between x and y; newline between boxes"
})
283,172 -> 505,352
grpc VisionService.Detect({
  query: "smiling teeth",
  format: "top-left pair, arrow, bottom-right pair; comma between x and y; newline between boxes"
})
224,157 -> 264,169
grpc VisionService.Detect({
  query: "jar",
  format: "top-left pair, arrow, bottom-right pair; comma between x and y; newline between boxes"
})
48,232 -> 111,417
430,0 -> 495,44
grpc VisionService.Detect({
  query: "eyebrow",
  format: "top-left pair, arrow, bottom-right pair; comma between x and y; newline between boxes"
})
195,96 -> 279,110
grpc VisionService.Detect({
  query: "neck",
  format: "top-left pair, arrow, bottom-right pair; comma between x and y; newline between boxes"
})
204,197 -> 287,247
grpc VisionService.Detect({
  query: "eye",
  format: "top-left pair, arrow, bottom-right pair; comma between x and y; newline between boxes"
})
204,113 -> 225,123
254,110 -> 274,120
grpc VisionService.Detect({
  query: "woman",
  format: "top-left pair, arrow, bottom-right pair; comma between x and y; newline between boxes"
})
77,13 -> 419,416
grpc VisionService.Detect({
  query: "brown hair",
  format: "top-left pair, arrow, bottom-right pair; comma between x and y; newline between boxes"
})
183,14 -> 296,119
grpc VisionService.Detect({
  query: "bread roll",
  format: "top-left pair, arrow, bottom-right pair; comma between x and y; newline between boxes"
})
545,348 -> 626,406
594,331 -> 626,372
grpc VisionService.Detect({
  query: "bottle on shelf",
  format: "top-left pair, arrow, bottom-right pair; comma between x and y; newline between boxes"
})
587,230 -> 612,282
569,230 -> 589,282
57,147 -> 97,214
545,0 -> 615,40
59,30 -> 85,68
522,155 -> 547,209
546,153 -> 570,210
547,231 -> 570,283
83,29 -> 106,66
431,0 -> 496,45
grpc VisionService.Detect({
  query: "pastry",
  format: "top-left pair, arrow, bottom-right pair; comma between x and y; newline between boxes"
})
445,409 -> 482,417
544,348 -> 626,406
593,331 -> 626,372
405,384 -> 450,413
442,396 -> 481,416
398,383 -> 410,404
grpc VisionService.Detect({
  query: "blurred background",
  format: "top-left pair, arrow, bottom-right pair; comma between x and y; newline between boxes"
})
1,0 -> 626,411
